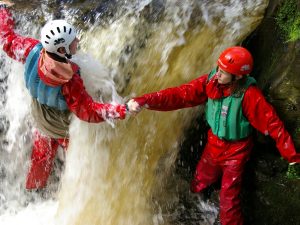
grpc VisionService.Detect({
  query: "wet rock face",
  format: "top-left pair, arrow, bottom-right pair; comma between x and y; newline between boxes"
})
241,146 -> 300,225
246,0 -> 300,148
242,1 -> 300,223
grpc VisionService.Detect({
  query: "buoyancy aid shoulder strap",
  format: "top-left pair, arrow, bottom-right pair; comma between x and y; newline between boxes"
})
207,67 -> 218,81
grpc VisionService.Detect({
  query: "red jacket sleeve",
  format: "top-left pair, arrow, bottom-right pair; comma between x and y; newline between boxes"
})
0,8 -> 39,63
134,74 -> 208,111
62,74 -> 126,123
242,85 -> 299,163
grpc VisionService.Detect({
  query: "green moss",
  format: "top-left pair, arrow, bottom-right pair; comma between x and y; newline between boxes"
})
286,163 -> 300,179
276,0 -> 300,41
290,15 -> 300,41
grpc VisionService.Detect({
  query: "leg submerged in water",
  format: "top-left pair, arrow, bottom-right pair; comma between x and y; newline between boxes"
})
190,150 -> 222,193
219,163 -> 245,225
26,132 -> 61,190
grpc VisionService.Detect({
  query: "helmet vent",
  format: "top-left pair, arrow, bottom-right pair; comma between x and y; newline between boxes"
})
228,58 -> 234,64
41,20 -> 77,56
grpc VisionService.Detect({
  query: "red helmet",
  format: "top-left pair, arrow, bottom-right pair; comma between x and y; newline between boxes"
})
217,46 -> 253,76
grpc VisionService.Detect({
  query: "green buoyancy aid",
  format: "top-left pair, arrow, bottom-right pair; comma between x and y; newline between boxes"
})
205,68 -> 256,141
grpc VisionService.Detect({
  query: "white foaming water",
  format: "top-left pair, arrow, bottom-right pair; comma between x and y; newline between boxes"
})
0,201 -> 57,225
0,55 -> 33,215
3,62 -> 31,153
72,52 -> 122,101
0,0 -> 268,224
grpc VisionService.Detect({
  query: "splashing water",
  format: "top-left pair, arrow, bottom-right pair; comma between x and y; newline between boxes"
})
0,0 -> 268,224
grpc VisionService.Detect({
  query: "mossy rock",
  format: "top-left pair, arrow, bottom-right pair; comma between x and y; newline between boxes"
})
242,147 -> 300,225
246,0 -> 300,148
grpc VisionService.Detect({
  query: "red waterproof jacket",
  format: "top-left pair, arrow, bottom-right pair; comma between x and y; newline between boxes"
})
0,8 -> 126,122
134,74 -> 300,163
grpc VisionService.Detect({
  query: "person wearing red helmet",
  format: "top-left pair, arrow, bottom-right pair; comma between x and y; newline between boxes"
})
0,1 -> 127,190
127,46 -> 300,225
217,46 -> 253,75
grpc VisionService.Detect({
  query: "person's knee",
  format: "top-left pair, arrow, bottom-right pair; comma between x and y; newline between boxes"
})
190,178 -> 208,193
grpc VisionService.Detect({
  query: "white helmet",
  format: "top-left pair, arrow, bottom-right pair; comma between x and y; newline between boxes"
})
41,20 -> 77,58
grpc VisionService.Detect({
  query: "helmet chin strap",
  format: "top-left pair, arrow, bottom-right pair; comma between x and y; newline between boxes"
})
64,47 -> 73,59
65,53 -> 72,59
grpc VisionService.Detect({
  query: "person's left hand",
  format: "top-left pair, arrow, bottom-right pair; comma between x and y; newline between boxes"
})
0,0 -> 14,7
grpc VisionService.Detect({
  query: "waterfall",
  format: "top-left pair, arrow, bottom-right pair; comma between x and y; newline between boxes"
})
0,0 -> 268,224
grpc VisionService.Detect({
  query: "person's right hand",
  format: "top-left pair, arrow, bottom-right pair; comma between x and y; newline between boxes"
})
126,99 -> 143,115
0,0 -> 14,7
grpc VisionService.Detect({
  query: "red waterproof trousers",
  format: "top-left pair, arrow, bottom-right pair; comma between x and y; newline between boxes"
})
191,130 -> 253,225
26,131 -> 69,189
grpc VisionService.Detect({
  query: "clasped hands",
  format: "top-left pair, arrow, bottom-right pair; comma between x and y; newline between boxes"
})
126,99 -> 143,115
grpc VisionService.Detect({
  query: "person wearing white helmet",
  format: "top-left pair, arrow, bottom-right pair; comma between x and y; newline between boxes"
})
40,19 -> 78,59
0,0 -> 127,190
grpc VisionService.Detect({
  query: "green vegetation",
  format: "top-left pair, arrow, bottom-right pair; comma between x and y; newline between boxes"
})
286,163 -> 300,179
276,0 -> 300,41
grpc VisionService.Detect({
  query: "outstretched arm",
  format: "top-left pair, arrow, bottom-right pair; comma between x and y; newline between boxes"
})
62,74 -> 126,123
128,74 -> 208,113
243,85 -> 299,163
0,2 -> 39,63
